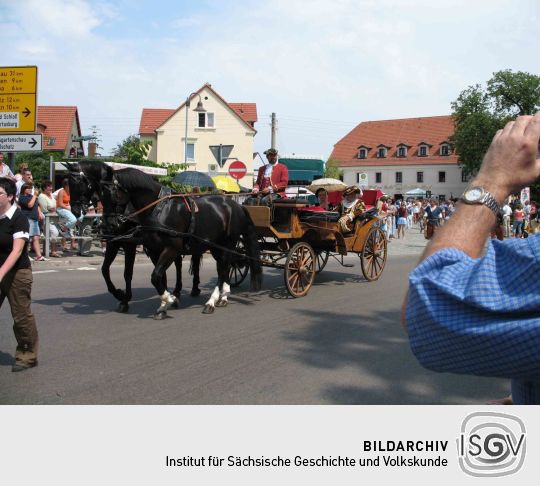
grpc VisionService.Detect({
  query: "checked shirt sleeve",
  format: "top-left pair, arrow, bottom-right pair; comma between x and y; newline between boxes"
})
407,235 -> 540,381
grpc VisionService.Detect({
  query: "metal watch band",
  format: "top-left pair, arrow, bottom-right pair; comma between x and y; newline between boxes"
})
482,192 -> 500,215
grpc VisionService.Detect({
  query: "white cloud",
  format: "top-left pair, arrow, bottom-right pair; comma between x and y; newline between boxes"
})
2,0 -> 539,158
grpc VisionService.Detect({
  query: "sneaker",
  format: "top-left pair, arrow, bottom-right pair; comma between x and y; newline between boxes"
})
34,256 -> 48,261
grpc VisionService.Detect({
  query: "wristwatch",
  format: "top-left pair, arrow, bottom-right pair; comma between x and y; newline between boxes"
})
460,186 -> 500,215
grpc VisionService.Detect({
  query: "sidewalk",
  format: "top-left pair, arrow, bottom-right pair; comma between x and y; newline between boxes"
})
30,247 -> 150,268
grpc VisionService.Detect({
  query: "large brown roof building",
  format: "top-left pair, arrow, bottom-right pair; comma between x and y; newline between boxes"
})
330,115 -> 467,199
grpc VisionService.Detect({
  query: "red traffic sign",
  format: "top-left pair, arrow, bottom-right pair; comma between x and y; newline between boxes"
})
228,160 -> 247,180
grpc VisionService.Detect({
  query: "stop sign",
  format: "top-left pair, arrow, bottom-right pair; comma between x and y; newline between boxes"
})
228,160 -> 247,180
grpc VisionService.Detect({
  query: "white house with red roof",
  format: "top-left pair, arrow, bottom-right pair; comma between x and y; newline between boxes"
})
330,115 -> 468,200
139,83 -> 257,187
37,106 -> 84,157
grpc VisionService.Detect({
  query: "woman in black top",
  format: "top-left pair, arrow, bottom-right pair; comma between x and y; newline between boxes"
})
18,182 -> 46,261
0,178 -> 38,372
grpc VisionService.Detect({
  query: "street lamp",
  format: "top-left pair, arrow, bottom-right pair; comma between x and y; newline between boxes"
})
184,92 -> 206,165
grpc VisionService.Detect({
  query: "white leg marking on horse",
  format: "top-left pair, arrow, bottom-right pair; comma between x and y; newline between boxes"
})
161,290 -> 175,305
205,286 -> 220,307
219,282 -> 231,303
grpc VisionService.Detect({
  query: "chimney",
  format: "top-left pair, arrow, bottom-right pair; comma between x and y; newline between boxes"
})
88,142 -> 97,158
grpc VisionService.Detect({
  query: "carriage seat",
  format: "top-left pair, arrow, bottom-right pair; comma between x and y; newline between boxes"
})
356,207 -> 378,222
298,210 -> 340,222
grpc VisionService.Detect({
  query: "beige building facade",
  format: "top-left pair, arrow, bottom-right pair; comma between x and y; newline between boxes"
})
343,164 -> 466,200
139,84 -> 257,187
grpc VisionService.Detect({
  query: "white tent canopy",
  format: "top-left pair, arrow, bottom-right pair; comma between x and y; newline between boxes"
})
54,161 -> 167,176
405,188 -> 427,196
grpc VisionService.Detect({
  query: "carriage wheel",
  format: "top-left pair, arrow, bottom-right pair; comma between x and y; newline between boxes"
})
315,250 -> 329,274
360,226 -> 387,281
229,239 -> 249,287
284,242 -> 316,297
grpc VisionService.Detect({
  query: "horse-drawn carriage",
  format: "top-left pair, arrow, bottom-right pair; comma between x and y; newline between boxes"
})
229,189 -> 388,297
67,161 -> 387,316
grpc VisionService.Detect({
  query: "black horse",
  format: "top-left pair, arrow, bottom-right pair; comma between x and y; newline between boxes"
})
67,161 -> 190,314
110,167 -> 262,317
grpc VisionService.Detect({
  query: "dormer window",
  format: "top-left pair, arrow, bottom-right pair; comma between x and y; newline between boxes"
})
357,145 -> 371,159
440,142 -> 451,156
417,142 -> 432,157
377,144 -> 390,158
396,143 -> 410,158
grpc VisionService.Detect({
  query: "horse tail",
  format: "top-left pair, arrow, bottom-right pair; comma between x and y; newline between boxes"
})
241,205 -> 263,291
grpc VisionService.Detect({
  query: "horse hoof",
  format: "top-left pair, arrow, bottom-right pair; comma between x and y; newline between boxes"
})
215,299 -> 228,307
153,311 -> 167,320
116,302 -> 129,313
202,305 -> 215,314
191,289 -> 201,297
171,299 -> 180,309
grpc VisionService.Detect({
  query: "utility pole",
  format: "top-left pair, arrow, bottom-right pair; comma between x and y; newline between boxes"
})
271,112 -> 277,149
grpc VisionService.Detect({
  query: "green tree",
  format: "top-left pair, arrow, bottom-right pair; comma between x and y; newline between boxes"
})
112,134 -> 159,167
324,157 -> 343,180
14,151 -> 64,184
451,70 -> 540,178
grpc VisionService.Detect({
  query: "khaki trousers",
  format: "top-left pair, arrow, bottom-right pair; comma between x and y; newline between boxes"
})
0,268 -> 38,366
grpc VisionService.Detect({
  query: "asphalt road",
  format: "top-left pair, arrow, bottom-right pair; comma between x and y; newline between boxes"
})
0,231 -> 509,404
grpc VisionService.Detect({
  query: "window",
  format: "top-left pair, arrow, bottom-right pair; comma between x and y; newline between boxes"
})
358,148 -> 367,159
395,172 -> 403,183
461,170 -> 469,183
198,112 -> 215,128
419,145 -> 428,157
186,143 -> 194,161
397,146 -> 407,157
438,171 -> 446,183
377,147 -> 387,158
440,144 -> 450,156
375,172 -> 382,183
417,171 -> 423,183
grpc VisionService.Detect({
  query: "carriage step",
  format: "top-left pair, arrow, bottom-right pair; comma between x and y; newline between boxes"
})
343,263 -> 355,268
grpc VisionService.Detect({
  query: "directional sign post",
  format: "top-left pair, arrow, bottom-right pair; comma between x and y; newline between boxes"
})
0,66 -> 38,133
0,134 -> 42,152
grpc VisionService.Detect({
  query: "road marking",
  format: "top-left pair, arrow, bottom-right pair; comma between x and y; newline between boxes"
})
32,270 -> 58,274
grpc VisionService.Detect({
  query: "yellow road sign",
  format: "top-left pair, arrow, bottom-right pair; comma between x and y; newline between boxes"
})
0,66 -> 37,133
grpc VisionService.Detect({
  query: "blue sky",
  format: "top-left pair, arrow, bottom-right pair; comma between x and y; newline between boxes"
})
1,0 -> 539,163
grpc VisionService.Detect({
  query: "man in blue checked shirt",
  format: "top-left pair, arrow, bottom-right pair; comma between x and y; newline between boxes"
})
403,111 -> 540,405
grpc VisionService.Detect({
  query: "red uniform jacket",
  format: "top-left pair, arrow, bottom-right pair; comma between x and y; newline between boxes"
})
254,163 -> 289,194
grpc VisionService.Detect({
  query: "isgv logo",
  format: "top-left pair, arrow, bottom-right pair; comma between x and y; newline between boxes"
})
457,412 -> 526,477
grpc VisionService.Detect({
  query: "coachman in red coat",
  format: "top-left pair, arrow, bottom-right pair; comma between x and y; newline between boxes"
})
253,148 -> 288,196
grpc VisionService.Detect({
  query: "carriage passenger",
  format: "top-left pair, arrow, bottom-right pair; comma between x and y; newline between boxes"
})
315,188 -> 335,210
336,186 -> 365,233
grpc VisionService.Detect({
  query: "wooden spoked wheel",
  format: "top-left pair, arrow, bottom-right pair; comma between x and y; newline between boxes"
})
229,239 -> 249,287
360,226 -> 387,281
284,242 -> 316,297
315,250 -> 329,274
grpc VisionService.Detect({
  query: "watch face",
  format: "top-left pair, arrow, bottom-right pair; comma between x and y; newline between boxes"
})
465,187 -> 483,202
